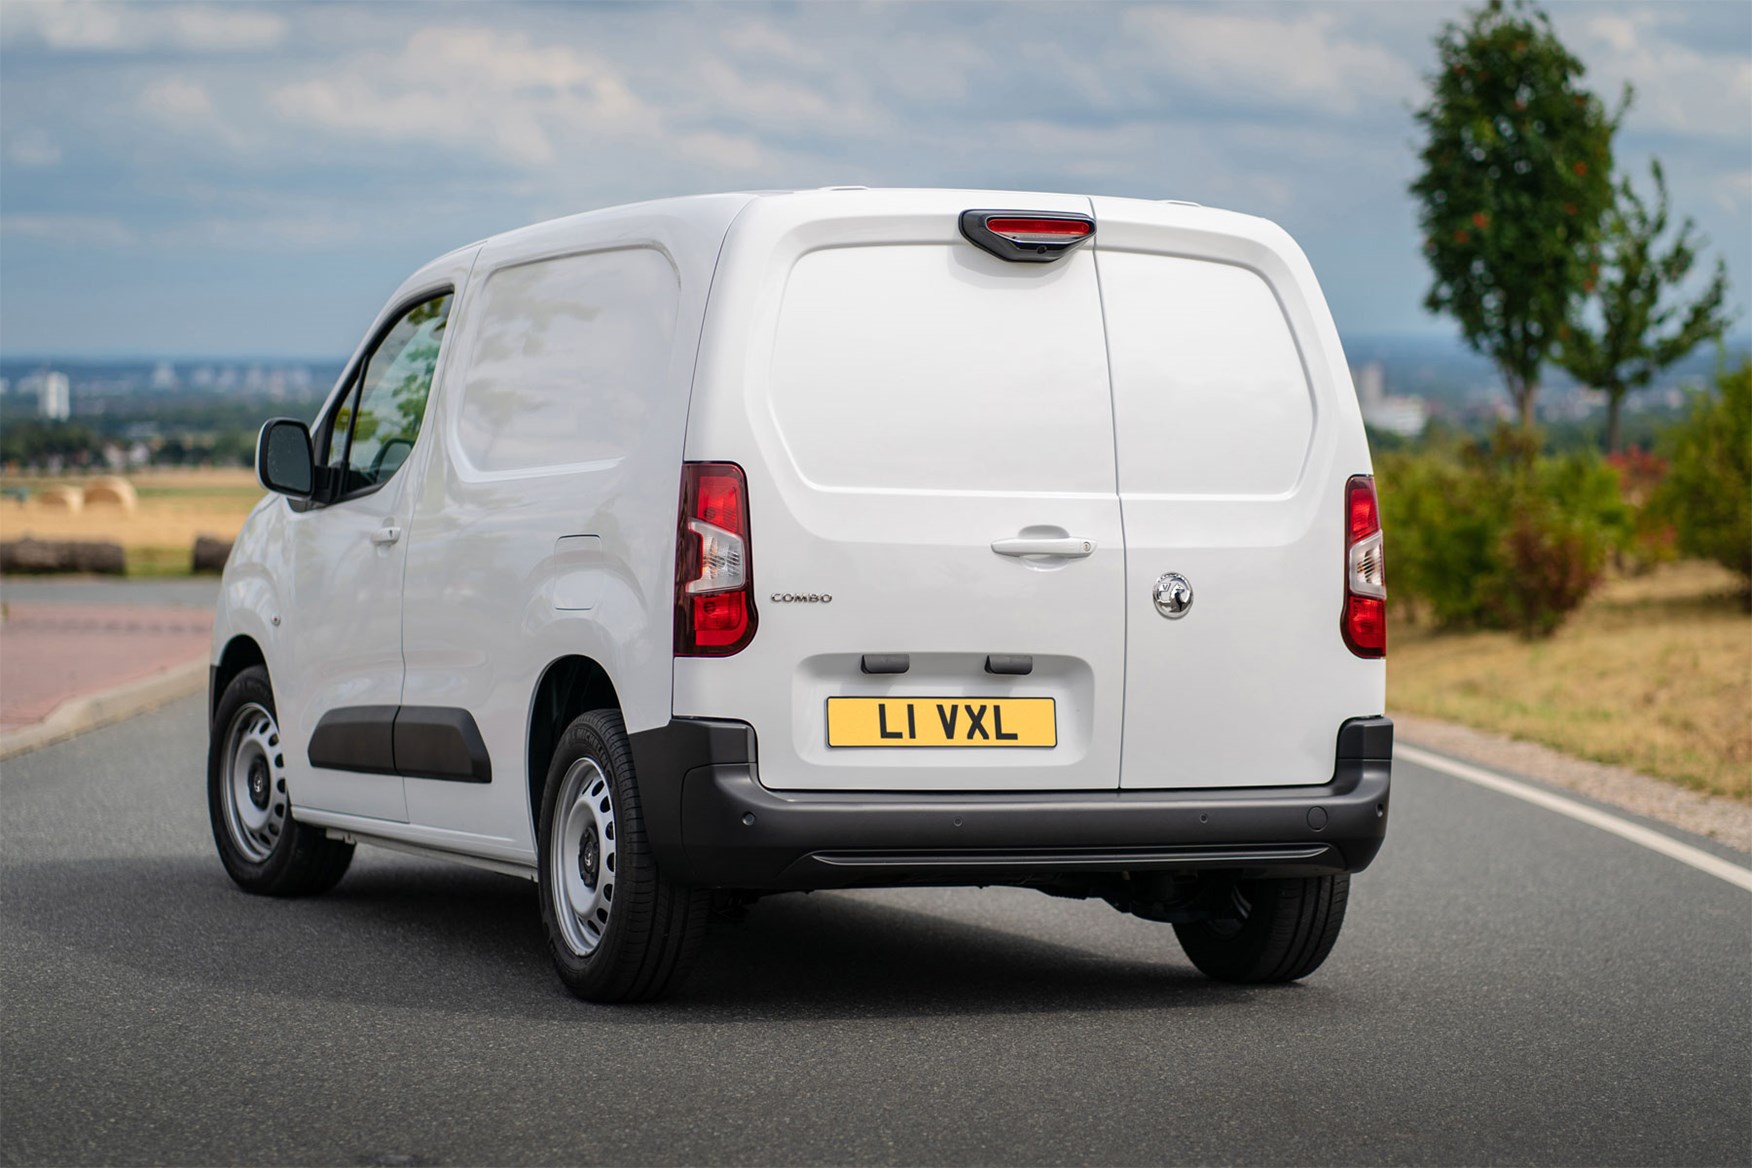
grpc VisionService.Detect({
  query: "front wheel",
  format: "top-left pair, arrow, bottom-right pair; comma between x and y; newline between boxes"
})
207,665 -> 354,896
1173,874 -> 1350,983
537,709 -> 708,1002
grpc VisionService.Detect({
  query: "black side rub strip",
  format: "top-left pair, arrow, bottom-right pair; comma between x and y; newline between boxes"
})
306,705 -> 398,775
308,705 -> 492,783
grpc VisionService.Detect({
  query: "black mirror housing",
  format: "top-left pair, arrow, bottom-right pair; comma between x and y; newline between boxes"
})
257,418 -> 316,498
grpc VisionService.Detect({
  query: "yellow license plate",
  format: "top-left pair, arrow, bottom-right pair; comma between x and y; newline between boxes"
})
826,697 -> 1057,747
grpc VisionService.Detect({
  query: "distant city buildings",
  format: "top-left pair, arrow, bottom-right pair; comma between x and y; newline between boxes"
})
16,370 -> 72,420
1350,360 -> 1429,438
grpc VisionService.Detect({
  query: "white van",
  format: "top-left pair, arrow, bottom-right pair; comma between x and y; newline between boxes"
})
209,188 -> 1391,1002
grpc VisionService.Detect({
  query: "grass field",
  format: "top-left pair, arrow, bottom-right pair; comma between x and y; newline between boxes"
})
0,468 -> 261,575
1390,560 -> 1751,800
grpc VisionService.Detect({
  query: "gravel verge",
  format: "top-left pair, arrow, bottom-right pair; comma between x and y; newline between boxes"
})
1393,711 -> 1751,854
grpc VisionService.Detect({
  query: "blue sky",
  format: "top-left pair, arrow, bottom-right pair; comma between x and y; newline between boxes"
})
1,0 -> 1747,359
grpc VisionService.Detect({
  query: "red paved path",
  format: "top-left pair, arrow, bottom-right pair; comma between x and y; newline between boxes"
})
0,604 -> 212,732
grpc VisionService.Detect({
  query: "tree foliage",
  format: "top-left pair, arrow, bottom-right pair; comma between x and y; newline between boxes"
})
1558,161 -> 1734,452
1652,361 -> 1752,598
1378,424 -> 1630,638
1411,0 -> 1618,429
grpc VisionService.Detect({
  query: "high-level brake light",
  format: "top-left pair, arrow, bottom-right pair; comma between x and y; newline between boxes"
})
960,210 -> 1096,263
675,462 -> 757,657
1342,474 -> 1386,658
982,217 -> 1093,240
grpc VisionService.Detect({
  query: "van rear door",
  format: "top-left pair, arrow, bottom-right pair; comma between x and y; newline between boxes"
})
674,191 -> 1126,792
1091,198 -> 1381,789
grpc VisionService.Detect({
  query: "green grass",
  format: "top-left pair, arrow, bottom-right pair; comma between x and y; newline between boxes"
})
1390,560 -> 1752,800
125,545 -> 197,578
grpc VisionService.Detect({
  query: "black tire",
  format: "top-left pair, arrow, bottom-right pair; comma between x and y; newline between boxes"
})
1173,874 -> 1350,984
207,665 -> 354,896
537,709 -> 708,1003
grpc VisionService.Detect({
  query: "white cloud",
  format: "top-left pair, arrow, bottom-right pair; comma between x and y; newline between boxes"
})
134,76 -> 252,151
0,209 -> 363,252
159,215 -> 362,250
1,1 -> 284,52
1,213 -> 137,247
672,129 -> 764,171
693,57 -> 842,130
271,27 -> 657,167
6,129 -> 62,168
141,76 -> 216,121
1121,7 -> 1422,116
1570,10 -> 1752,140
1711,170 -> 1752,214
722,21 -> 826,69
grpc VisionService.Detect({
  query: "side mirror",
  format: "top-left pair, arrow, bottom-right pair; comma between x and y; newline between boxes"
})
257,418 -> 315,498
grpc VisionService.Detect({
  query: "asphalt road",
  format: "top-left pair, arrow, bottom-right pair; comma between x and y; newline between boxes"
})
3,698 -> 1748,1167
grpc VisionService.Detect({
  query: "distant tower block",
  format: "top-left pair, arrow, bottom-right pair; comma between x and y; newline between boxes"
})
36,372 -> 70,421
1353,361 -> 1386,408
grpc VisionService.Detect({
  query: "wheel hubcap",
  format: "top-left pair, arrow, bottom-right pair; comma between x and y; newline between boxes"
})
247,759 -> 271,809
550,758 -> 617,957
579,827 -> 600,886
221,702 -> 288,863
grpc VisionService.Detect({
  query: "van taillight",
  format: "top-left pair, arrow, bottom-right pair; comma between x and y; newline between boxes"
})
1342,474 -> 1386,658
675,462 -> 756,657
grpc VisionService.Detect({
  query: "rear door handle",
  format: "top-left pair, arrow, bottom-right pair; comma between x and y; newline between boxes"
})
991,536 -> 1095,558
371,524 -> 403,546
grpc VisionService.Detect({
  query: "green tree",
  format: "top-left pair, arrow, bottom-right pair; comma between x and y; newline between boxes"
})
1411,0 -> 1619,430
1558,161 -> 1733,453
1652,360 -> 1752,602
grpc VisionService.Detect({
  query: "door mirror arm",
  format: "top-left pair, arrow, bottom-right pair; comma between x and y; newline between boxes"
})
311,464 -> 342,505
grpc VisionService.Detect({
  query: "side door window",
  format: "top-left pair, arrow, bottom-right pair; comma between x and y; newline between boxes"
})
322,292 -> 454,499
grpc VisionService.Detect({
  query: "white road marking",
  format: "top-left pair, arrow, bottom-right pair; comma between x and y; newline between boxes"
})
1397,744 -> 1752,894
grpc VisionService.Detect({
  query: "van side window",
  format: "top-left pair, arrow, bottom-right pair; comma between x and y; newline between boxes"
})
324,292 -> 454,498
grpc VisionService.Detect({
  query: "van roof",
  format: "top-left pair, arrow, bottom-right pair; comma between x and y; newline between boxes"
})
467,188 -> 1262,256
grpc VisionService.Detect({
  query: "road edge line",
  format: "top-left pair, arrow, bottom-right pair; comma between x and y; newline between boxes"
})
1398,743 -> 1752,893
0,657 -> 207,762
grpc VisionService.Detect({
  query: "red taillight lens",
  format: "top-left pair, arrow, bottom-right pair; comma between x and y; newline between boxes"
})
984,217 -> 1094,240
676,462 -> 756,657
1342,474 -> 1386,658
1347,476 -> 1380,544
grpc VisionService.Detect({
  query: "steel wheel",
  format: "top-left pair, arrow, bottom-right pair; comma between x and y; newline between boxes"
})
219,701 -> 287,864
550,757 -> 617,957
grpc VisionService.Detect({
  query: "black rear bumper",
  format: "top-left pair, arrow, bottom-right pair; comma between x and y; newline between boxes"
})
629,717 -> 1392,891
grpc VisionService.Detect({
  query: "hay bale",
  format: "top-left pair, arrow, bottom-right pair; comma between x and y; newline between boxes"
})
0,538 -> 125,575
37,486 -> 83,513
83,477 -> 138,511
191,535 -> 233,574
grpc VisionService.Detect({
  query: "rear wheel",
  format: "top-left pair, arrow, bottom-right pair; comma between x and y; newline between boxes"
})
1173,874 -> 1350,983
537,709 -> 708,1002
208,665 -> 354,896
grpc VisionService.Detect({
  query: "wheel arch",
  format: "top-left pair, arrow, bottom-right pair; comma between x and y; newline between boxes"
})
211,635 -> 268,722
527,655 -> 622,838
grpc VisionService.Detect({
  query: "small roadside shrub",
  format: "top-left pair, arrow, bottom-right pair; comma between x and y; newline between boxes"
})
1605,446 -> 1678,571
1652,361 -> 1752,602
1378,425 -> 1630,637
